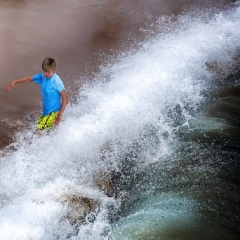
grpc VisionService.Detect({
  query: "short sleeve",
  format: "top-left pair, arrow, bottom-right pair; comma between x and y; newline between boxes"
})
53,75 -> 65,92
33,73 -> 44,84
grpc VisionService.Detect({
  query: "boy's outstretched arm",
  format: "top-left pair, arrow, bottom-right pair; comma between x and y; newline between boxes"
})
55,90 -> 68,125
5,76 -> 33,91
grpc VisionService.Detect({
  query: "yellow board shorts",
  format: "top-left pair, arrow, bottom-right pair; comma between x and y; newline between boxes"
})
37,111 -> 59,130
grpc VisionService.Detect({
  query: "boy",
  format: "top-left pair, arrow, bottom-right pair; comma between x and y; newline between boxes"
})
5,57 -> 68,130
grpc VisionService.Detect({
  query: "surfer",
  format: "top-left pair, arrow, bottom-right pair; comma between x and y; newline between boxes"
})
5,57 -> 68,130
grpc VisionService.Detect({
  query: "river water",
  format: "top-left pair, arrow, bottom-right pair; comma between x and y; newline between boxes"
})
0,0 -> 240,239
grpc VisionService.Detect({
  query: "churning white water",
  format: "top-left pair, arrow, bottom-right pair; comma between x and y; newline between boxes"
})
1,3 -> 240,239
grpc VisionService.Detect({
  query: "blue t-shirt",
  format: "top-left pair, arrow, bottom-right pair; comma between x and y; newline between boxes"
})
33,72 -> 65,116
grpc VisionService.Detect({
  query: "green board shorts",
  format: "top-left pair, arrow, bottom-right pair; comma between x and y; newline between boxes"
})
37,111 -> 59,130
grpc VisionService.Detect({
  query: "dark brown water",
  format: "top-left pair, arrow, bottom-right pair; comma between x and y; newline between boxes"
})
0,0 -> 233,148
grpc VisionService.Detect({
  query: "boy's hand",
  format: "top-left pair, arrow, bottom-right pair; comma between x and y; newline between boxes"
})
5,82 -> 15,91
55,115 -> 62,126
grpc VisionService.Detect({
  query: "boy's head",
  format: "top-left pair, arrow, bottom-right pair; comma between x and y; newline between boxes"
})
42,57 -> 56,72
42,57 -> 56,79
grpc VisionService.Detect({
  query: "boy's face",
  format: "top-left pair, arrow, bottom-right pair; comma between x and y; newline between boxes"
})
43,68 -> 55,79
